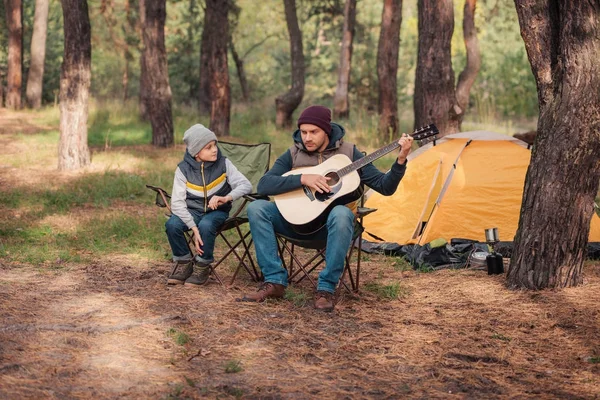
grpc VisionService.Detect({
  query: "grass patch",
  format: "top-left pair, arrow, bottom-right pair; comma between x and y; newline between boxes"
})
167,328 -> 190,346
363,281 -> 408,300
415,264 -> 435,273
589,357 -> 600,364
491,333 -> 512,342
224,360 -> 243,373
284,287 -> 309,307
392,257 -> 413,271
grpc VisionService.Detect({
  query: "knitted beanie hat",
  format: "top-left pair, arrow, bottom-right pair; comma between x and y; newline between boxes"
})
297,105 -> 332,135
183,124 -> 217,156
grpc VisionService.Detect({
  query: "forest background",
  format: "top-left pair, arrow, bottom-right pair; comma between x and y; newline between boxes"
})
0,0 -> 538,144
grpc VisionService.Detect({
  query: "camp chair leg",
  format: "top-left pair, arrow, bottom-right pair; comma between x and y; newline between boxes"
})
228,232 -> 263,285
213,232 -> 254,284
290,252 -> 325,284
276,237 -> 318,288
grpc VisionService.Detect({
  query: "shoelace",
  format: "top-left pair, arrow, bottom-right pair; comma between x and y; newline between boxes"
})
257,282 -> 273,292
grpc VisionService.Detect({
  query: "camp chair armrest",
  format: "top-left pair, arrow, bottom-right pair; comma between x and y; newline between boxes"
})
357,207 -> 377,218
244,193 -> 269,202
146,184 -> 171,211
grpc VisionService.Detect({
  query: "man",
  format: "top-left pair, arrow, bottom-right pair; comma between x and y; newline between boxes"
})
239,105 -> 413,311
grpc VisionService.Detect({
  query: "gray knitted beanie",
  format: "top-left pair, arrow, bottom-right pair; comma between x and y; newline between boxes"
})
183,124 -> 217,156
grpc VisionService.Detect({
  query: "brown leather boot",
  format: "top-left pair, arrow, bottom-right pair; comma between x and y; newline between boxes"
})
314,291 -> 335,312
238,282 -> 285,302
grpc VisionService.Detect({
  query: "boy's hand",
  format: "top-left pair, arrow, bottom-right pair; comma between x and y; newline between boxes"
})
191,226 -> 203,254
208,195 -> 232,210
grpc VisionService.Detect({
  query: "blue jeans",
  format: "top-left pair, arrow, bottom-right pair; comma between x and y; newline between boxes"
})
247,200 -> 355,294
165,209 -> 229,263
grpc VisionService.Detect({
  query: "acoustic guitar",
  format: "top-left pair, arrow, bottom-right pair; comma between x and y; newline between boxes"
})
274,124 -> 439,235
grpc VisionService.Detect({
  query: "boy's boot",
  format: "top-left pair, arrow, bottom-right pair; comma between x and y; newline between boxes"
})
167,260 -> 193,285
185,259 -> 211,286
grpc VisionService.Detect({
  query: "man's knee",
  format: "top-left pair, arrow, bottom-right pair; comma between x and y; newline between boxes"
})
247,199 -> 270,220
329,206 -> 354,227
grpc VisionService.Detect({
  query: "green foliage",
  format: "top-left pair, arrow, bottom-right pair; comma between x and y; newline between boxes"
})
1,0 -> 538,125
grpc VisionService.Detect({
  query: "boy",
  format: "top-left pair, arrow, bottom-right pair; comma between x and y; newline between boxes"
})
165,124 -> 252,286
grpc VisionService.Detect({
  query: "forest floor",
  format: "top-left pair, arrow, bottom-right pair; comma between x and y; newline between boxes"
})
1,109 -> 599,399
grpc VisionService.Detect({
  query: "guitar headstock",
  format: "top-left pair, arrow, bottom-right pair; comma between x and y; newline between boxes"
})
411,124 -> 439,146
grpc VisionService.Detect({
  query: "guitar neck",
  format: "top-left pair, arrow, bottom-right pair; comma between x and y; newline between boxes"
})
337,141 -> 400,178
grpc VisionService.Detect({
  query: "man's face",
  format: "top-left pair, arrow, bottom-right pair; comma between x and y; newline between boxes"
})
299,123 -> 329,152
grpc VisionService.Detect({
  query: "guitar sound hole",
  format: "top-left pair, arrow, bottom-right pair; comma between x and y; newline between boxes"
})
315,171 -> 340,202
325,171 -> 340,185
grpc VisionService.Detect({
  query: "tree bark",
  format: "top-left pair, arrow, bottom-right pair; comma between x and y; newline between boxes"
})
138,0 -> 149,119
414,0 -> 457,137
26,0 -> 49,109
200,0 -> 231,136
275,0 -> 305,129
198,1 -> 211,115
376,0 -> 402,142
58,0 -> 91,171
507,1 -> 600,289
140,0 -> 174,147
4,0 -> 22,110
333,0 -> 357,120
454,0 -> 480,128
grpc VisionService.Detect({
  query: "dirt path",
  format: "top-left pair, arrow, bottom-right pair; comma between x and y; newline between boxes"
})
1,257 -> 599,399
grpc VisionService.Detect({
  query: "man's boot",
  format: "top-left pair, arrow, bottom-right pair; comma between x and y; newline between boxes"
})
238,282 -> 285,302
314,291 -> 335,312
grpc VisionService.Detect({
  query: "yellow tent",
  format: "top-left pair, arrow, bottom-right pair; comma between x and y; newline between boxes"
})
363,131 -> 600,245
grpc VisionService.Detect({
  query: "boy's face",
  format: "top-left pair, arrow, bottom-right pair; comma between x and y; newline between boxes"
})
299,123 -> 329,153
195,140 -> 218,162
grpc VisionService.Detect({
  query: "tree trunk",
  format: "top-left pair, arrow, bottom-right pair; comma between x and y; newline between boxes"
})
454,0 -> 480,129
376,0 -> 402,142
275,0 -> 305,129
141,0 -> 174,147
4,0 -> 22,110
138,0 -> 149,119
333,0 -> 357,120
229,37 -> 250,102
507,1 -> 600,289
200,0 -> 231,136
58,0 -> 91,171
414,0 -> 458,137
25,0 -> 49,109
198,2 -> 212,115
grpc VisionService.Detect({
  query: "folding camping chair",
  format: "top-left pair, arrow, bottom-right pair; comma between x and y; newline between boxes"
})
147,141 -> 271,285
276,186 -> 376,293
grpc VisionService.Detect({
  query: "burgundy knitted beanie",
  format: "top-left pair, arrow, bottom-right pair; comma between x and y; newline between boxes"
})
297,105 -> 332,135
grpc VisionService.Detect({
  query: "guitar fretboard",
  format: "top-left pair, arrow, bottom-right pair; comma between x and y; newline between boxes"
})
337,141 -> 400,178
335,124 -> 437,178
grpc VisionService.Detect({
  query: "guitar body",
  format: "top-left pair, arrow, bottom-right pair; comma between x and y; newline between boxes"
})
274,154 -> 361,233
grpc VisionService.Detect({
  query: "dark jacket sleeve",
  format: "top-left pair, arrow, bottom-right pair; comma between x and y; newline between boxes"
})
256,149 -> 303,196
355,147 -> 406,196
